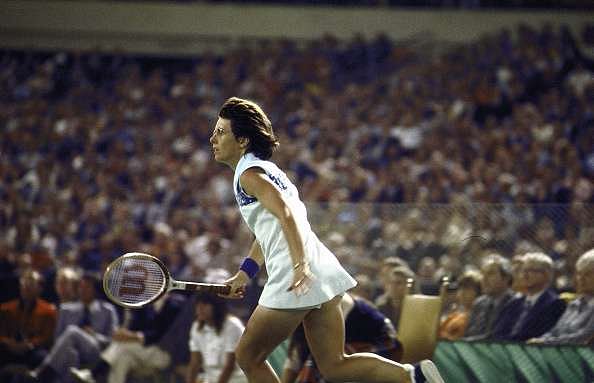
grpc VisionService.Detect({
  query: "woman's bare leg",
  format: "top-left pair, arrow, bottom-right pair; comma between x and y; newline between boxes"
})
303,295 -> 412,383
235,304 -> 309,383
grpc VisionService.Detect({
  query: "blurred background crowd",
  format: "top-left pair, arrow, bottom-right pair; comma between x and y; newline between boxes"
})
118,0 -> 594,10
1,2 -> 594,381
1,22 -> 593,287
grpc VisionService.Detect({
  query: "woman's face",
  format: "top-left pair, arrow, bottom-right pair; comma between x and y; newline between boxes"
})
195,301 -> 214,323
210,117 -> 244,167
456,286 -> 479,309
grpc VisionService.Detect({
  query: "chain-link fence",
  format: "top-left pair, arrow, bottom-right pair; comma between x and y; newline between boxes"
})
232,202 -> 594,294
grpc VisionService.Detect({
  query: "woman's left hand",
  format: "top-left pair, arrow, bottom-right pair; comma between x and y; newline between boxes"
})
287,262 -> 314,296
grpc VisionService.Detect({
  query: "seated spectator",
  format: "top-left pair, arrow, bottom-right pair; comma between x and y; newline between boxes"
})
70,291 -> 186,383
54,266 -> 82,306
492,252 -> 567,341
510,253 -> 528,294
527,248 -> 594,345
438,271 -> 482,341
186,292 -> 246,383
415,256 -> 439,295
374,266 -> 415,330
377,256 -> 410,291
282,293 -> 401,383
0,269 -> 57,369
29,272 -> 118,382
463,254 -> 514,340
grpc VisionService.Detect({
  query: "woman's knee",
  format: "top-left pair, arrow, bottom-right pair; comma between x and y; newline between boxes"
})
235,337 -> 269,372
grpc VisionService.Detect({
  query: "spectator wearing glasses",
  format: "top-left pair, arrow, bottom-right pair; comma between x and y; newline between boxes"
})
491,252 -> 566,341
527,248 -> 594,345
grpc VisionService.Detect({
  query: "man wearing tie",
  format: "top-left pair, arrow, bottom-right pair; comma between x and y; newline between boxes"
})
491,252 -> 566,341
29,271 -> 118,382
527,248 -> 594,345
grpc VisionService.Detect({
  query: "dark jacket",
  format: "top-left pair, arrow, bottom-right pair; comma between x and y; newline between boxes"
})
128,292 -> 189,365
464,289 -> 514,339
492,288 -> 566,341
129,292 -> 186,346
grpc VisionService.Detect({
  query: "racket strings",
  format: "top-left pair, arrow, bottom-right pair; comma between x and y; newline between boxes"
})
105,257 -> 166,306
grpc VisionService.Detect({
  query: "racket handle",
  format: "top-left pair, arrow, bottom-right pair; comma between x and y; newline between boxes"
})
195,284 -> 231,295
173,281 -> 231,295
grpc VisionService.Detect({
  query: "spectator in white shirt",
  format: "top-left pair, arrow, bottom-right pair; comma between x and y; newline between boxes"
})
186,292 -> 246,383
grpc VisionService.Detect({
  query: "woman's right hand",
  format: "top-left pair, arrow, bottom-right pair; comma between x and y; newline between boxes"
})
287,261 -> 314,296
220,270 -> 249,299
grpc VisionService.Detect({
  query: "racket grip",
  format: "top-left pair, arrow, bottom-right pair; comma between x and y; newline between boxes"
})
185,283 -> 231,295
211,284 -> 232,295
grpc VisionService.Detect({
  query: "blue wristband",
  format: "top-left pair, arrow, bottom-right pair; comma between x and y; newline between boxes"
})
240,258 -> 260,279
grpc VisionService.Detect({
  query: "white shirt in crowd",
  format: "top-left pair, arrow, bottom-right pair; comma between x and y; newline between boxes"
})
188,315 -> 247,383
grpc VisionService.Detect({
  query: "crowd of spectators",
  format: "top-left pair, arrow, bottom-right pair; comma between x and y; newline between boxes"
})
1,19 -> 594,382
111,0 -> 594,10
1,26 -> 594,267
1,22 -> 593,296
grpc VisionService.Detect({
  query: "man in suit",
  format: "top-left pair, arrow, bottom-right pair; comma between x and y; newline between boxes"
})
528,248 -> 594,345
29,271 -> 119,382
491,252 -> 566,341
463,254 -> 514,340
70,291 -> 187,383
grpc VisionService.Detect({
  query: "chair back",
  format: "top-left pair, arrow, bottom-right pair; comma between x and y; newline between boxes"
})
397,277 -> 449,363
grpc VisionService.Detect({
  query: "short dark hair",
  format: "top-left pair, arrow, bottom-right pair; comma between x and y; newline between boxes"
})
218,97 -> 279,160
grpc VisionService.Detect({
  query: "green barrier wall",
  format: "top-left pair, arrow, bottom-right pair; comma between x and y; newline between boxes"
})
434,341 -> 594,383
269,341 -> 594,382
268,340 -> 594,382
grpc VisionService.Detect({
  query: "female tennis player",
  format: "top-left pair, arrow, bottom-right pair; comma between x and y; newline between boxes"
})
211,97 -> 444,383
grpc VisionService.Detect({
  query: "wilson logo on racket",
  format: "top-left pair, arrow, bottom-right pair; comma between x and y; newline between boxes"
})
118,264 -> 148,297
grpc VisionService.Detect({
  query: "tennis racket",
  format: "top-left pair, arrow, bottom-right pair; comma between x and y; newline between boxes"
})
103,252 -> 231,308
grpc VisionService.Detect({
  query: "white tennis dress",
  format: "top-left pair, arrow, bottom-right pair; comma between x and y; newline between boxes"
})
233,152 -> 357,309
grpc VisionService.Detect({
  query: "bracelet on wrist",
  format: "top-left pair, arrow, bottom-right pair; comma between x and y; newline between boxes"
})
293,261 -> 306,270
240,258 -> 260,279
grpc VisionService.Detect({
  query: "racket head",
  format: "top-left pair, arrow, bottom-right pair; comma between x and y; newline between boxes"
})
103,252 -> 170,308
